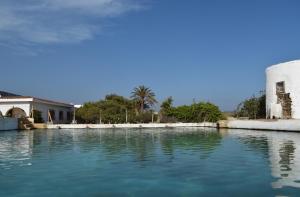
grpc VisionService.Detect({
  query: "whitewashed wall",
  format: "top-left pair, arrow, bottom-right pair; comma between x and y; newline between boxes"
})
0,118 -> 18,131
32,102 -> 72,124
0,101 -> 72,124
266,60 -> 300,119
0,102 -> 31,117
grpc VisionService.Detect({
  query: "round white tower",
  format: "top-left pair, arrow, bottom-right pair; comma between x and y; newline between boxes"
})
266,60 -> 300,119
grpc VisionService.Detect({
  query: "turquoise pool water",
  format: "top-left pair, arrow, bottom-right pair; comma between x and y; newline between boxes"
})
0,128 -> 300,196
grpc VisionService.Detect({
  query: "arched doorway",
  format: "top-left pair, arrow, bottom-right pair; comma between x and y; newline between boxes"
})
6,108 -> 27,118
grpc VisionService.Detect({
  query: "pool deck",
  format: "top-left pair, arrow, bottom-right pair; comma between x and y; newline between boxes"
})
219,119 -> 300,132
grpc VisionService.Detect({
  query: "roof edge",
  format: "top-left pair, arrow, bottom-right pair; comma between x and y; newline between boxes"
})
0,96 -> 73,107
266,59 -> 300,71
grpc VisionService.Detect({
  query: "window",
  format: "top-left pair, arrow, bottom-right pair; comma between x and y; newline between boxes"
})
276,81 -> 285,94
31,110 -> 44,123
48,110 -> 56,122
59,111 -> 64,121
67,112 -> 71,121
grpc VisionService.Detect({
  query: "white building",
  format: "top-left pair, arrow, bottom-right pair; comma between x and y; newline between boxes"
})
0,91 -> 74,124
266,60 -> 300,119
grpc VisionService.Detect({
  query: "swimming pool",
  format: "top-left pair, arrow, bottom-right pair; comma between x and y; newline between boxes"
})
0,128 -> 299,196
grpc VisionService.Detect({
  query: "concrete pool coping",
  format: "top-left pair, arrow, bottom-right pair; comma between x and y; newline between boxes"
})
43,122 -> 217,129
33,119 -> 300,132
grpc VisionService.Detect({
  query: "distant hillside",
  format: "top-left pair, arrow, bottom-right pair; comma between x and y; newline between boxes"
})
0,91 -> 20,97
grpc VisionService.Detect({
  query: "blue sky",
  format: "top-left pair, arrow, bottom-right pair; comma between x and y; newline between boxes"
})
1,0 -> 300,111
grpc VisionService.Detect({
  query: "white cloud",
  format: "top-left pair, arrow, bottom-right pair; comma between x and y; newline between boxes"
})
45,0 -> 143,16
0,0 -> 144,46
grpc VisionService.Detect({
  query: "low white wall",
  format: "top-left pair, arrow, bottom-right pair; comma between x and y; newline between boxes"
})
38,120 -> 300,132
47,122 -> 217,129
227,120 -> 300,131
0,118 -> 18,131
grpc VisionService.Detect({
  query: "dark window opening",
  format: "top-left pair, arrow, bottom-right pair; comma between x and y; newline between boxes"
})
59,111 -> 64,121
31,110 -> 44,123
276,81 -> 285,99
67,112 -> 71,121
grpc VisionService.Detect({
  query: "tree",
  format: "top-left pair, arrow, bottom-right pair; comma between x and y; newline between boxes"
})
159,97 -> 176,123
161,97 -> 173,109
75,89 -> 223,124
75,93 -> 156,124
192,102 -> 223,122
171,102 -> 223,123
75,102 -> 100,123
160,97 -> 173,115
257,93 -> 266,118
131,85 -> 157,113
235,91 -> 266,119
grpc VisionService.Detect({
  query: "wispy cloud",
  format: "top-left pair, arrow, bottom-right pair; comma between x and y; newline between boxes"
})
0,0 -> 145,50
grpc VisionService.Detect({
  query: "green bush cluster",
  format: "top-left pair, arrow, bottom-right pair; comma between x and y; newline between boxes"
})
77,94 -> 133,124
76,86 -> 224,124
160,97 -> 223,123
235,92 -> 266,119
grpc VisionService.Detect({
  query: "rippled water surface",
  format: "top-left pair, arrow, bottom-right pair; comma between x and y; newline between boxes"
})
1,128 -> 300,196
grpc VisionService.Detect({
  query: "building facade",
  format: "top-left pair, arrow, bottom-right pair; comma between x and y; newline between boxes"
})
0,92 -> 74,124
266,60 -> 300,119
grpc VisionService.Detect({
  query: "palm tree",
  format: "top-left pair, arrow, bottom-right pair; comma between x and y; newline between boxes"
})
131,85 -> 157,112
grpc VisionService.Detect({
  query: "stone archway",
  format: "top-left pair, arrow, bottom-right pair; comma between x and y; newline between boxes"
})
6,107 -> 27,118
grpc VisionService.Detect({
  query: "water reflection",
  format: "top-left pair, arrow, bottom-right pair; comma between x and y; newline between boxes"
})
159,128 -> 222,159
229,129 -> 300,189
0,131 -> 33,169
67,127 -> 222,162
